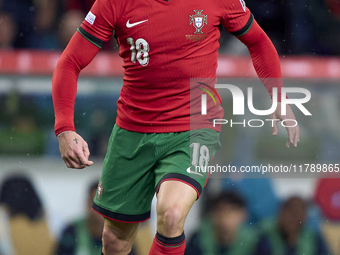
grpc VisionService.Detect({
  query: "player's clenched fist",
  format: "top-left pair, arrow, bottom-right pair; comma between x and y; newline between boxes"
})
57,131 -> 93,169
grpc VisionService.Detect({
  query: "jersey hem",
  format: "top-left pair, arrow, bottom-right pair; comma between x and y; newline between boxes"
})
156,173 -> 203,200
92,203 -> 150,223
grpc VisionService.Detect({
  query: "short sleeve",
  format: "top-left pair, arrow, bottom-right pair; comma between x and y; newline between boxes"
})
220,0 -> 254,37
78,0 -> 115,49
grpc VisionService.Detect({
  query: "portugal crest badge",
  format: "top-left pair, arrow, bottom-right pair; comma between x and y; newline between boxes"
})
96,181 -> 103,200
189,10 -> 207,34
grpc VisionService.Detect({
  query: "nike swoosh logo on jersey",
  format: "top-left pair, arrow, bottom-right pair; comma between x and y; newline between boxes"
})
186,167 -> 204,177
126,19 -> 148,28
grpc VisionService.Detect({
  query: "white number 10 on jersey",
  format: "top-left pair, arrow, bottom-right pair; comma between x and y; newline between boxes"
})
127,37 -> 150,66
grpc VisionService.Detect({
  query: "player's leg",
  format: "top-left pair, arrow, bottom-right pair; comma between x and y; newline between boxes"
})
149,129 -> 221,255
101,218 -> 139,255
156,181 -> 196,237
148,180 -> 197,255
93,125 -> 156,254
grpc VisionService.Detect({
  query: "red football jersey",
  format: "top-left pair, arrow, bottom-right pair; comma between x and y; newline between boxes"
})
79,0 -> 253,133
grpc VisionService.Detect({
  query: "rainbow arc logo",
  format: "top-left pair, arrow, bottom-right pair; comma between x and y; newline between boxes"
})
197,82 -> 222,115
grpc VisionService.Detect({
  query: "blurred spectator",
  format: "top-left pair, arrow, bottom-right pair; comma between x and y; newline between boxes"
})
286,0 -> 315,54
34,0 -> 59,32
316,0 -> 340,54
222,178 -> 279,224
315,178 -> 340,221
0,12 -> 17,49
58,10 -> 84,49
0,0 -> 339,54
64,0 -> 96,15
0,174 -> 54,255
54,180 -> 103,255
315,178 -> 340,255
185,191 -> 258,255
325,0 -> 340,19
256,196 -> 330,255
29,0 -> 62,49
246,0 -> 288,54
0,92 -> 46,156
245,0 -> 316,55
0,0 -> 35,48
53,177 -> 152,255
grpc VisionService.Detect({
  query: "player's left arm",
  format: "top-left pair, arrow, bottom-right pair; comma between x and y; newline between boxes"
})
221,0 -> 299,147
237,19 -> 299,148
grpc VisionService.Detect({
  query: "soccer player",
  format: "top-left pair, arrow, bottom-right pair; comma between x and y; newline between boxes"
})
52,0 -> 300,254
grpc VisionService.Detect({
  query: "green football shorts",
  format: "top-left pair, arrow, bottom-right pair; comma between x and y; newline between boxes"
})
92,124 -> 221,223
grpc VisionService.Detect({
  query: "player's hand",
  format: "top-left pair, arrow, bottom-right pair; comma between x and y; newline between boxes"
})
270,103 -> 299,148
57,131 -> 94,169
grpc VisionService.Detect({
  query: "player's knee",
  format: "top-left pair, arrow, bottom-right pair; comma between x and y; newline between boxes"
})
102,227 -> 131,254
157,203 -> 185,232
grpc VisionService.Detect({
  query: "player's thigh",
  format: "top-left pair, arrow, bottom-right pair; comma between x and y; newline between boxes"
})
155,128 -> 221,199
93,124 -> 156,222
156,180 -> 197,218
103,218 -> 140,244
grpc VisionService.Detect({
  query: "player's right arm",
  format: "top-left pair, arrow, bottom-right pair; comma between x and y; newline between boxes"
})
53,31 -> 99,169
52,0 -> 115,169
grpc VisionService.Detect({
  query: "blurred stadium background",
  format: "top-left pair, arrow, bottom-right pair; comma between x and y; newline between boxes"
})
0,0 -> 340,254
